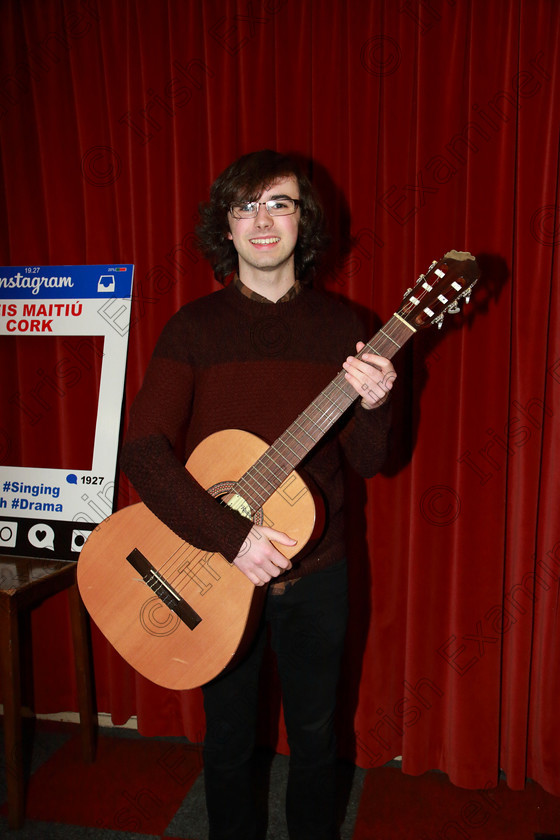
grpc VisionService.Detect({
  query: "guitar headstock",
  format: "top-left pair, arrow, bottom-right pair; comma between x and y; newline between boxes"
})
398,250 -> 480,330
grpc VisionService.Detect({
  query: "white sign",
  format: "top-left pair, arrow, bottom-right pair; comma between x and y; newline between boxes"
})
0,264 -> 133,560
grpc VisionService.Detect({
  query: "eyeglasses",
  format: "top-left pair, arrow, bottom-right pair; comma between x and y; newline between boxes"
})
229,198 -> 300,219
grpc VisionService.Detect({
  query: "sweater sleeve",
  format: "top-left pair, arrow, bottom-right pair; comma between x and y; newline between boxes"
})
338,397 -> 392,477
334,303 -> 393,478
120,311 -> 253,563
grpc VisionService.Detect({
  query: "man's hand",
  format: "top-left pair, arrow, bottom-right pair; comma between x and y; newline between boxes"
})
343,342 -> 396,409
233,524 -> 295,586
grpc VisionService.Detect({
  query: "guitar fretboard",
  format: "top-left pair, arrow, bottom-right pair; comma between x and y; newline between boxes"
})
234,313 -> 415,512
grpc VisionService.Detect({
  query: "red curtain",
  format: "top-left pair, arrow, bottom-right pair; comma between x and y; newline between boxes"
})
1,0 -> 559,796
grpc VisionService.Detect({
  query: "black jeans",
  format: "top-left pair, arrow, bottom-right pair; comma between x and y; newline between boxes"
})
202,559 -> 348,840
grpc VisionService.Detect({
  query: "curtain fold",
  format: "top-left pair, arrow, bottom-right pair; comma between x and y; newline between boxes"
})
1,0 -> 559,796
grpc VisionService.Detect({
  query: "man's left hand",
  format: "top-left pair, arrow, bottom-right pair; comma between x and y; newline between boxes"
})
343,342 -> 396,409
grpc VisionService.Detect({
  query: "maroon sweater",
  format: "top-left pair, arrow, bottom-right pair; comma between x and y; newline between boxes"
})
121,281 -> 391,580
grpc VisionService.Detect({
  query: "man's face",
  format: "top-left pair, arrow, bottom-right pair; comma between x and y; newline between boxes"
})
227,175 -> 300,278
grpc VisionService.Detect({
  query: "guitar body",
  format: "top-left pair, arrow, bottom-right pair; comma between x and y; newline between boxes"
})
77,428 -> 319,690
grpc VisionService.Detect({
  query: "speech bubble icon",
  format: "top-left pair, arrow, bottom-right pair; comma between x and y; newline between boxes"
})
66,473 -> 78,485
28,523 -> 55,551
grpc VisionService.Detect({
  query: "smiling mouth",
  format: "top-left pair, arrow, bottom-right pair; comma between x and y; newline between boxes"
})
250,237 -> 280,245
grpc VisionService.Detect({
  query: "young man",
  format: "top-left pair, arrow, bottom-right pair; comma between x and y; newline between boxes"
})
121,150 -> 395,840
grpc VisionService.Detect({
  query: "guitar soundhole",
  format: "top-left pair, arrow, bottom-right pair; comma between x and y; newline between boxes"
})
208,481 -> 263,525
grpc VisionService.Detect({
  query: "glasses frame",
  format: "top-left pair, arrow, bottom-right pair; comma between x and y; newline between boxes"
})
229,198 -> 300,219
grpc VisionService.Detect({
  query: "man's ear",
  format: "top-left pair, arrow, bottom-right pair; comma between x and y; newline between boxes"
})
227,231 -> 233,240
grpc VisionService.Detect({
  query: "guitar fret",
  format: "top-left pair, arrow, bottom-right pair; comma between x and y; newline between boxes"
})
328,379 -> 354,404
286,426 -> 312,451
379,327 -> 401,347
239,462 -> 278,507
306,403 -> 339,433
257,457 -> 287,487
252,456 -> 279,484
277,435 -> 303,460
299,409 -> 322,432
313,403 -> 339,430
260,450 -> 285,471
238,452 -> 301,508
243,465 -> 274,498
263,445 -> 291,469
296,409 -> 325,437
292,417 -> 318,446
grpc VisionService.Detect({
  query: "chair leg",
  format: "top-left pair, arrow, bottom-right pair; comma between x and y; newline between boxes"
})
0,597 -> 25,829
68,582 -> 97,762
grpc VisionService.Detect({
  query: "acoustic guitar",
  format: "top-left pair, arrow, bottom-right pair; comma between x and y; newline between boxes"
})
77,250 -> 480,690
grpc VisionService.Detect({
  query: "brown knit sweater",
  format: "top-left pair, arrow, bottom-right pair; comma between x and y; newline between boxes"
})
121,280 -> 391,580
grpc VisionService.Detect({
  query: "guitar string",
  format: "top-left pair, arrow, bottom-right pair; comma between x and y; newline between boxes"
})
154,535 -> 227,602
170,542 -> 220,598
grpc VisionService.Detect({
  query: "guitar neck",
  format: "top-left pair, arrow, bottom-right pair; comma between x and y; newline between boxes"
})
235,313 -> 415,512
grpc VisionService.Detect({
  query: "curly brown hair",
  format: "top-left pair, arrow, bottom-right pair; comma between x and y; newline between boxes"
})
197,150 -> 328,285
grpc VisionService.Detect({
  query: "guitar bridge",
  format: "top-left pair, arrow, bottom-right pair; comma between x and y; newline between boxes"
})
127,548 -> 202,630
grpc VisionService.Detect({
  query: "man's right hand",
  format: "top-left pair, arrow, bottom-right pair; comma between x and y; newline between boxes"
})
233,524 -> 295,586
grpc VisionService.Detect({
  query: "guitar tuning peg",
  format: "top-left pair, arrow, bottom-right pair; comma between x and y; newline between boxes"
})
465,294 -> 471,304
447,302 -> 460,315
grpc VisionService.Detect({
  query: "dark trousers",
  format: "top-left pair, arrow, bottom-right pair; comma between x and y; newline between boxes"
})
202,559 -> 348,840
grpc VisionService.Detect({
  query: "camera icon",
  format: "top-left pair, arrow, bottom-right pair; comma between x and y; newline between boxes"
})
71,529 -> 92,553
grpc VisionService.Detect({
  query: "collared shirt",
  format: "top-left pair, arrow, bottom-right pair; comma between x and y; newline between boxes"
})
232,273 -> 301,304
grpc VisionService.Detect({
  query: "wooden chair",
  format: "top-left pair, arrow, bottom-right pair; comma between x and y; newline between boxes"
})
0,555 -> 96,829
